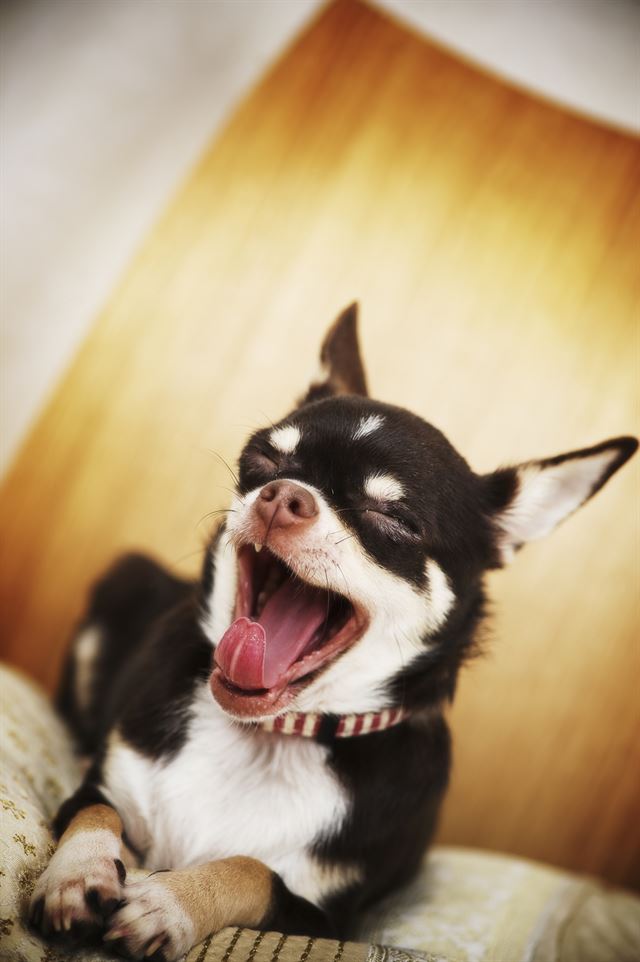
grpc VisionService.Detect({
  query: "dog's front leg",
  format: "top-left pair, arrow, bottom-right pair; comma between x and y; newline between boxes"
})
29,802 -> 128,937
105,856 -> 332,960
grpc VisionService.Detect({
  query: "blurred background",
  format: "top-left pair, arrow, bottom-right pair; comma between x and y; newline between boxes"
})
2,0 -> 639,470
1,0 -> 639,891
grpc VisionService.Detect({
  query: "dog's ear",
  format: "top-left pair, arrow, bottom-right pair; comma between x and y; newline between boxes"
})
298,303 -> 368,405
484,436 -> 637,565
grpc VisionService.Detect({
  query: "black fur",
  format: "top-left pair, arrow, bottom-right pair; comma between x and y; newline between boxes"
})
57,553 -> 194,753
265,874 -> 337,938
53,780 -> 112,839
321,715 -> 451,934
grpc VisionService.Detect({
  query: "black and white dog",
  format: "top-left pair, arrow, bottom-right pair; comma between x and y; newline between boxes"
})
30,305 -> 636,959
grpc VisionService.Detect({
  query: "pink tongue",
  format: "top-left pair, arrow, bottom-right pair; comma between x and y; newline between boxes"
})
215,580 -> 328,691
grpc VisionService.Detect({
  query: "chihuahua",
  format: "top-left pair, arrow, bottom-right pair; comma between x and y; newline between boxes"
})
30,305 -> 636,960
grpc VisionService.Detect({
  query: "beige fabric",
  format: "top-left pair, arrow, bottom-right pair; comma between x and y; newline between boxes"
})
1,663 -> 639,962
358,848 -> 640,962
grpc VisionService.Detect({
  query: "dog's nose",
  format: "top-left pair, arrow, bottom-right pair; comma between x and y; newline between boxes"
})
255,480 -> 318,531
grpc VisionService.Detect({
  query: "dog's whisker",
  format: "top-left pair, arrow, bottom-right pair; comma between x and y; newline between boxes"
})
196,507 -> 236,527
233,420 -> 268,432
322,566 -> 332,637
256,408 -> 279,432
212,484 -> 240,498
333,561 -> 352,602
169,546 -> 207,567
208,449 -> 240,486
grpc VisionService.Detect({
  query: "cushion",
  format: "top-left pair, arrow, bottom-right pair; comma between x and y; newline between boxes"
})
1,664 -> 639,962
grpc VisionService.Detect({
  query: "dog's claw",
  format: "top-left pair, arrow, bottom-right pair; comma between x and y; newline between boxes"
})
144,934 -> 169,958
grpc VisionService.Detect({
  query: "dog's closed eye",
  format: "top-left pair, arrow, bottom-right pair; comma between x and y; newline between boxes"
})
244,447 -> 280,480
363,506 -> 422,541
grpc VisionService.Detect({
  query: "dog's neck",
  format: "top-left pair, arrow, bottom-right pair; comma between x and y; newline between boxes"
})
258,706 -> 409,740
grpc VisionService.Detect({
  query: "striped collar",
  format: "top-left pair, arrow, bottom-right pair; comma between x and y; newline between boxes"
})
259,706 -> 409,739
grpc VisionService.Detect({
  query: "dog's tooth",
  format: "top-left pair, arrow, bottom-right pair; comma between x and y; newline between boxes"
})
254,542 -> 263,553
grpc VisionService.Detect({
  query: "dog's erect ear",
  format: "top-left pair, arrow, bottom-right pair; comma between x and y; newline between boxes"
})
298,303 -> 368,406
484,436 -> 637,565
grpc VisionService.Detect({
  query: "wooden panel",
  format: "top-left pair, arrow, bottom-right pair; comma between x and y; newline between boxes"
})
1,0 -> 638,887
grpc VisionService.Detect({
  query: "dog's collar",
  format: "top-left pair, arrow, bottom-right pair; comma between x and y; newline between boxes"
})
259,706 -> 409,739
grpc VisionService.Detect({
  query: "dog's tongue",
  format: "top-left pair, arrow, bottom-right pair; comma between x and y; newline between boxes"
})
215,580 -> 327,691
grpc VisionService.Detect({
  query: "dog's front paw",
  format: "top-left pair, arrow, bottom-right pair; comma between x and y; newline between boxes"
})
104,875 -> 196,962
29,836 -> 126,939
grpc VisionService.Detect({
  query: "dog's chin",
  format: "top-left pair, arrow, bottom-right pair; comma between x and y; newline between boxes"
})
209,670 -> 299,718
209,543 -> 368,721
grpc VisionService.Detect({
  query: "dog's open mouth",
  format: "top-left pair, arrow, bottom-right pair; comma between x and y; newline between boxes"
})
210,544 -> 367,718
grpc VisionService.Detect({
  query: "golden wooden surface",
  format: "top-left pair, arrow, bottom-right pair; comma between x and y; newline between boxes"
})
1,0 -> 638,887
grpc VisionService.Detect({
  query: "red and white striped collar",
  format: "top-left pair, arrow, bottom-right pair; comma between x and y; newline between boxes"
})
259,706 -> 409,739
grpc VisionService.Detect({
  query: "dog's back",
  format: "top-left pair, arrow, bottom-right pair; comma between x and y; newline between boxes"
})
57,552 -> 193,754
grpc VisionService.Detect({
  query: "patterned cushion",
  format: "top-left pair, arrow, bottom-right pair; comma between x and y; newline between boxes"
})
1,664 -> 639,962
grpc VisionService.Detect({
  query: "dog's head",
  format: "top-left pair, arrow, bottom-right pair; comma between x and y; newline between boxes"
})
202,305 -> 636,721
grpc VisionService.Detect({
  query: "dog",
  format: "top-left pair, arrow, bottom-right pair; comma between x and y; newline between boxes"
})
29,304 -> 636,959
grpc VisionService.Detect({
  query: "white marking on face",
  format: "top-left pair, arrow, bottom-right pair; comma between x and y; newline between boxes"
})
295,549 -> 455,716
73,625 -> 101,712
101,689 -> 354,905
202,518 -> 241,649
270,424 -> 301,454
424,559 -> 455,627
353,414 -> 384,440
364,473 -> 404,502
205,478 -> 456,716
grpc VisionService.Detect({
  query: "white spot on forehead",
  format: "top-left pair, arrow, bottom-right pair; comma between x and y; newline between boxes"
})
364,473 -> 404,501
353,414 -> 384,441
270,424 -> 301,454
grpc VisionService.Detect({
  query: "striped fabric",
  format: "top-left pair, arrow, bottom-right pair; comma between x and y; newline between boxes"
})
259,707 -> 409,739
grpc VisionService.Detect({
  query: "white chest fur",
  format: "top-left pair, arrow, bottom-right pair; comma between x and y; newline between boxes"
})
101,685 -> 352,904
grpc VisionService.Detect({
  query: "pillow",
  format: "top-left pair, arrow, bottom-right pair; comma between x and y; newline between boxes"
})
358,846 -> 640,961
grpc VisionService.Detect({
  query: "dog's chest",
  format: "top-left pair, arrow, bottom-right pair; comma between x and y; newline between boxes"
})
104,687 -> 348,876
